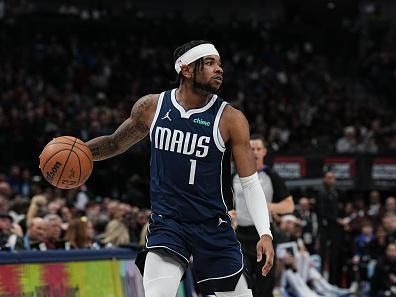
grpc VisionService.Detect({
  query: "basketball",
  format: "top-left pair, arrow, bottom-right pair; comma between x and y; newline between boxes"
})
39,136 -> 93,189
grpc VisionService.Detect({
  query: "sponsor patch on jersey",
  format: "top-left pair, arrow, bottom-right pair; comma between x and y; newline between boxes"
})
193,118 -> 211,126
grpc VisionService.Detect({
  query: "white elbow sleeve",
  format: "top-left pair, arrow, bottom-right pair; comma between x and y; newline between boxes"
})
240,172 -> 272,238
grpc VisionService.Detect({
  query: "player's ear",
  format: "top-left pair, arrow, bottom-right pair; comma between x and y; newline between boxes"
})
180,64 -> 193,79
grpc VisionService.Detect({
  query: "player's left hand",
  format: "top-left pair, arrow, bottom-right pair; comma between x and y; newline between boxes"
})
256,234 -> 274,276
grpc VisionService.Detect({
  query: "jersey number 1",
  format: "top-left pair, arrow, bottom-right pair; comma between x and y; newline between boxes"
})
189,159 -> 197,185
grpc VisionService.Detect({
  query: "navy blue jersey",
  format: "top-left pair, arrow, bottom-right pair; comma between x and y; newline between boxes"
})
149,89 -> 232,222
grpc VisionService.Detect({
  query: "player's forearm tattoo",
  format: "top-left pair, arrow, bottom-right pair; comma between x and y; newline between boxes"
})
87,136 -> 118,161
87,95 -> 154,161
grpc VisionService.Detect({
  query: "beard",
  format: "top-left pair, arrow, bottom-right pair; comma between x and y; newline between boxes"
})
192,76 -> 221,95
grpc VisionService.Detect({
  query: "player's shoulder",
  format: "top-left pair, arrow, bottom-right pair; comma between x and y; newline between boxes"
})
138,93 -> 161,105
221,104 -> 248,124
130,93 -> 161,125
133,93 -> 160,112
219,104 -> 249,142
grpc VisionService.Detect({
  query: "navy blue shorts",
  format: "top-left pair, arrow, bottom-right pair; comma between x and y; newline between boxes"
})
142,213 -> 245,293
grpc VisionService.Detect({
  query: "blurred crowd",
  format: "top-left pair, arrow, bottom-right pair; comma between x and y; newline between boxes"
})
268,172 -> 396,297
1,8 -> 396,172
0,174 -> 151,251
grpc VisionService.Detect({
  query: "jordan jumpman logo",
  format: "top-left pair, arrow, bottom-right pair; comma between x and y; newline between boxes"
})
161,109 -> 172,121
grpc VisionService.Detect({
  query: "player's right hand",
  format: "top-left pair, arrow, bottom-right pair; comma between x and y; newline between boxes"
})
256,234 -> 274,276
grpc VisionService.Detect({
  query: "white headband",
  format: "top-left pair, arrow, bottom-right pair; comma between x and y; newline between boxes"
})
174,43 -> 220,74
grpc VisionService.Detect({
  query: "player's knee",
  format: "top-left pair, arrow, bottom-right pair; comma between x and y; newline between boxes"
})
143,276 -> 180,297
144,285 -> 171,297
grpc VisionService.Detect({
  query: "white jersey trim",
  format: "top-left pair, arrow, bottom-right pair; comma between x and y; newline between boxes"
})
145,245 -> 190,263
213,101 -> 228,152
219,152 -> 227,213
149,92 -> 165,141
171,88 -> 218,119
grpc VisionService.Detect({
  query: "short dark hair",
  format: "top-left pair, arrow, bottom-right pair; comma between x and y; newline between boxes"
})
173,40 -> 211,84
250,134 -> 267,147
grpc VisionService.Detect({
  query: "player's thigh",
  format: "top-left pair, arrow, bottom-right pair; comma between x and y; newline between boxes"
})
192,218 -> 245,293
143,251 -> 185,297
146,213 -> 191,263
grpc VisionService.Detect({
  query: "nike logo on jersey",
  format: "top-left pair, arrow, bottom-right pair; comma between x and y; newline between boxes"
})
161,109 -> 172,121
154,126 -> 210,157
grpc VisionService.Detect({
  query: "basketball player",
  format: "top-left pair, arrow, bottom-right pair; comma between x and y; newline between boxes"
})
233,135 -> 294,297
86,40 -> 274,297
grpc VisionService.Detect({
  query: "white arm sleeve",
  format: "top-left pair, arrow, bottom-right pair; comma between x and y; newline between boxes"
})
239,172 -> 272,238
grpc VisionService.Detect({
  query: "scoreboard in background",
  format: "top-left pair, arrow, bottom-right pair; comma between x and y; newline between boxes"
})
371,158 -> 396,188
323,157 -> 355,188
269,154 -> 396,190
272,157 -> 306,179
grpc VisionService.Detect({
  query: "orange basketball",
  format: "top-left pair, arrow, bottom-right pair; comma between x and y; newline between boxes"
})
39,136 -> 93,189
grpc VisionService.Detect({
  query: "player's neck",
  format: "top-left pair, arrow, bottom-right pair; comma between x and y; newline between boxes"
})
176,84 -> 212,110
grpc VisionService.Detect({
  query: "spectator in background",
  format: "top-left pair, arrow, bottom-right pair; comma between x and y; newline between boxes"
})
382,214 -> 396,243
44,214 -> 65,249
100,219 -> 130,248
371,225 -> 388,260
317,171 -> 344,284
0,181 -> 11,198
367,190 -> 382,220
370,243 -> 396,297
22,217 -> 47,250
384,196 -> 396,216
85,201 -> 101,227
26,195 -> 47,226
64,217 -> 97,249
8,196 -> 30,226
0,212 -> 23,250
60,206 -> 73,231
336,126 -> 357,153
351,220 -> 375,285
275,215 -> 352,297
123,206 -> 141,244
347,197 -> 369,234
294,197 -> 318,254
106,200 -> 120,220
47,199 -> 62,215
0,193 -> 9,214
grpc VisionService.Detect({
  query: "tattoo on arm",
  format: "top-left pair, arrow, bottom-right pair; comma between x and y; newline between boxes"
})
87,94 -> 155,161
